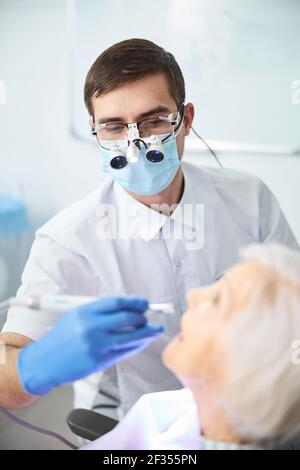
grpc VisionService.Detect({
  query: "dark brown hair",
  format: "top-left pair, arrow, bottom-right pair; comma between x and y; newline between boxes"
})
84,38 -> 185,117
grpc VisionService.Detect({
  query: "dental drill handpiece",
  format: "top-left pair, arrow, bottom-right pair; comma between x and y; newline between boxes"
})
0,295 -> 175,314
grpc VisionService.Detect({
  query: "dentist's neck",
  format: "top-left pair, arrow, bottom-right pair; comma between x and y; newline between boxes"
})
126,167 -> 184,214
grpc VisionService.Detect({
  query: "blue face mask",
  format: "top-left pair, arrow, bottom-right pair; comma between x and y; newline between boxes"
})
99,135 -> 180,196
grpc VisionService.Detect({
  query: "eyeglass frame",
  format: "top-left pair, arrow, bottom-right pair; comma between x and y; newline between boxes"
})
91,103 -> 185,144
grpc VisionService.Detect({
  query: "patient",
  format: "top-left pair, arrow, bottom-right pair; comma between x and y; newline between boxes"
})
82,243 -> 300,450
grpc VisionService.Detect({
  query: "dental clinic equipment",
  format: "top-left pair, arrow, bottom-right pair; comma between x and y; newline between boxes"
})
0,294 -> 175,315
0,295 -> 169,449
0,194 -> 31,300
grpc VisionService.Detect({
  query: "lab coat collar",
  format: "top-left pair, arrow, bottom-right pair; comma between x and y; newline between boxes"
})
169,169 -> 197,231
112,167 -> 197,242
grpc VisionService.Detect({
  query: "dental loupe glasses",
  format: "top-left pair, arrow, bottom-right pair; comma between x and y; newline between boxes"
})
91,105 -> 185,170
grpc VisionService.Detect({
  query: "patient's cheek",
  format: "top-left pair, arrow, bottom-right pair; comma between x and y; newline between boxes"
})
161,336 -> 178,370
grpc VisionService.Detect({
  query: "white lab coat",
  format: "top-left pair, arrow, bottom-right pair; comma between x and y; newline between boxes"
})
2,162 -> 298,416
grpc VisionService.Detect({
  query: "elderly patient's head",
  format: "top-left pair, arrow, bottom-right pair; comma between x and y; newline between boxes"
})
163,244 -> 300,447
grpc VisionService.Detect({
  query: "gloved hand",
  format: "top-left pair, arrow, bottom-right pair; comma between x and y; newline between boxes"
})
18,296 -> 163,395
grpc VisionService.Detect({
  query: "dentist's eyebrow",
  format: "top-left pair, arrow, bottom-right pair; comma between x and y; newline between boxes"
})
95,106 -> 172,125
96,116 -> 124,124
137,105 -> 171,119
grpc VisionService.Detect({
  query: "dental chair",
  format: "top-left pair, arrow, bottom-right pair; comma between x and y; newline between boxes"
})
67,408 -> 118,441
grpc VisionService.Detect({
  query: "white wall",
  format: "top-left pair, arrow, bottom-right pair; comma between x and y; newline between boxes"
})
0,0 -> 299,258
0,0 -> 102,229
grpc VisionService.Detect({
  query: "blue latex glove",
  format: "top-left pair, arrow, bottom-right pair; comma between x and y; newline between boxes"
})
18,296 -> 163,395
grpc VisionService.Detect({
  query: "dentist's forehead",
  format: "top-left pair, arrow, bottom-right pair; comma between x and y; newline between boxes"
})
92,73 -> 177,121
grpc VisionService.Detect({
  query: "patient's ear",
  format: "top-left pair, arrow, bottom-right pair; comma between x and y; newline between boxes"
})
88,117 -> 94,128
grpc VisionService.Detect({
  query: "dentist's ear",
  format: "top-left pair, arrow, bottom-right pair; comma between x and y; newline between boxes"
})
183,103 -> 195,136
88,117 -> 94,128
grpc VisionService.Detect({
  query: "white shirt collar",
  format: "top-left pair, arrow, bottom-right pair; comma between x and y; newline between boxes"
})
112,168 -> 197,242
113,182 -> 168,242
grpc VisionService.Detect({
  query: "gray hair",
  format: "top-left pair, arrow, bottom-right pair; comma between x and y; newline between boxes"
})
222,243 -> 300,448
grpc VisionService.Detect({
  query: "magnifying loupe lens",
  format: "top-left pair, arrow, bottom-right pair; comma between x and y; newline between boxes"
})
110,155 -> 128,169
146,150 -> 164,163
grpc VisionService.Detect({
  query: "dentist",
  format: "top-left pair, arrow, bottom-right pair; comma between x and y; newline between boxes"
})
0,38 -> 298,417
